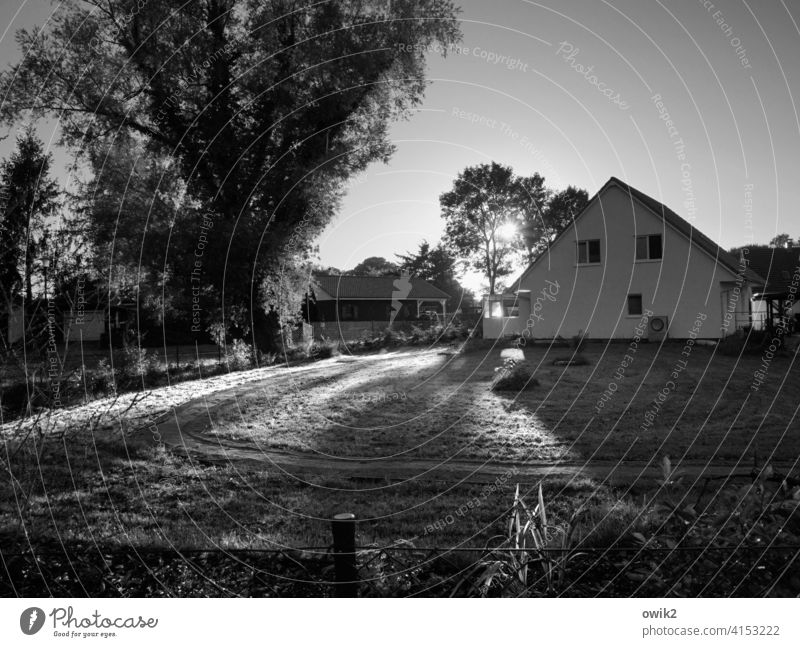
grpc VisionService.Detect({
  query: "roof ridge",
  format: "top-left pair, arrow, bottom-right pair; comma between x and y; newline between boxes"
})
506,176 -> 764,292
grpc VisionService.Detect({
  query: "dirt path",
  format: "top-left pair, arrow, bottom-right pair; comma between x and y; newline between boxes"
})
153,348 -> 772,487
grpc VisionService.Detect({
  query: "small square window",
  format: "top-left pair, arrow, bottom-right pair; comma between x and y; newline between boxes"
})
627,294 -> 643,316
577,239 -> 601,264
635,234 -> 662,260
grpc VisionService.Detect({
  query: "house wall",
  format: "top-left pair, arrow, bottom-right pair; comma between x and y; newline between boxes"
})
64,310 -> 105,343
486,185 -> 745,340
311,299 -> 431,323
7,309 -> 25,343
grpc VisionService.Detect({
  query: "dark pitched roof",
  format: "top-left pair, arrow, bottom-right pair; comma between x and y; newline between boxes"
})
506,176 -> 764,292
741,246 -> 800,295
312,274 -> 450,300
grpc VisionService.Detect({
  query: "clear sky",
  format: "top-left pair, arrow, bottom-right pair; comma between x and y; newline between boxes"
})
2,1 -> 799,292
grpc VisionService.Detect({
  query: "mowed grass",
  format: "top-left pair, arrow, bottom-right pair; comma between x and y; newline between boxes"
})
208,342 -> 800,465
2,428 -> 628,552
532,342 -> 800,464
2,341 -> 797,559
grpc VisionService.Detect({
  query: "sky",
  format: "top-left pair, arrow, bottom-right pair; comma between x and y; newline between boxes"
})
1,1 -> 799,293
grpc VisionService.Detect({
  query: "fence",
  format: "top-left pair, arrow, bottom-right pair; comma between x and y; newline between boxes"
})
4,511 -> 799,598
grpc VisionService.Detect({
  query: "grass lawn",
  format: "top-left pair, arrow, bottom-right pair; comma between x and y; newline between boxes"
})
207,342 -> 800,466
2,427 -> 611,551
2,341 -> 798,595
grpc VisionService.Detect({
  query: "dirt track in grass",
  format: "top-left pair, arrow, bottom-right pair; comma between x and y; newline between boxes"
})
157,343 -> 800,485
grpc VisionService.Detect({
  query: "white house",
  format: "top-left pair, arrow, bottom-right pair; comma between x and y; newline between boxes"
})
484,177 -> 764,341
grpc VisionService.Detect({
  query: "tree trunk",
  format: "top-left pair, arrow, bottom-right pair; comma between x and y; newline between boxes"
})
251,306 -> 282,353
25,246 -> 33,304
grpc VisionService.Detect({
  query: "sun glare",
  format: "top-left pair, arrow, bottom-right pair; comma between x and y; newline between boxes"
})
496,222 -> 518,241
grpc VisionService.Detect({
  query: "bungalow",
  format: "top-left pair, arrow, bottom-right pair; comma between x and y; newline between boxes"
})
741,246 -> 800,332
484,177 -> 764,341
5,299 -> 136,347
307,273 -> 450,341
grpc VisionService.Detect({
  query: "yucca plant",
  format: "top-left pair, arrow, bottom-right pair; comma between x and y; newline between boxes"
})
453,484 -> 581,596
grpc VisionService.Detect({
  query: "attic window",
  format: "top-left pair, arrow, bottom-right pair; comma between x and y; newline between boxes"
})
635,234 -> 663,260
577,239 -> 601,264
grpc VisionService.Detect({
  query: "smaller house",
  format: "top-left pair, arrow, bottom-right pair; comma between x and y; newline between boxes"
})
306,274 -> 450,341
742,246 -> 800,332
5,296 -> 136,348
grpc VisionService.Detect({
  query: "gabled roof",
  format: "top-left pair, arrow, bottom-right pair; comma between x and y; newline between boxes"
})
506,176 -> 763,292
312,274 -> 450,300
741,246 -> 800,295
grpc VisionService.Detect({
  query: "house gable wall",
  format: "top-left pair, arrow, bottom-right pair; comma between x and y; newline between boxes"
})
502,184 -> 745,340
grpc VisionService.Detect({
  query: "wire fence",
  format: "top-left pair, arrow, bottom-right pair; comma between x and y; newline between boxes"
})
3,518 -> 799,598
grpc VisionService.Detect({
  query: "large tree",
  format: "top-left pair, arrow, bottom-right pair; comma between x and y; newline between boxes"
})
520,184 -> 589,263
543,185 -> 589,242
396,240 -> 471,308
440,162 -> 529,295
1,0 -> 460,349
82,134 -> 189,324
770,233 -> 794,248
0,127 -> 60,308
517,172 -> 550,264
348,256 -> 399,276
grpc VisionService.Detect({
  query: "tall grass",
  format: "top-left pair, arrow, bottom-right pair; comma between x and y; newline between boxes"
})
453,484 -> 580,596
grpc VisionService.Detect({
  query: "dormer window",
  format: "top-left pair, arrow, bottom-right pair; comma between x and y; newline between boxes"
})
636,234 -> 663,260
577,239 -> 601,264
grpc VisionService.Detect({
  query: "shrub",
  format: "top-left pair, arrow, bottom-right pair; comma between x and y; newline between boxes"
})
284,346 -> 306,363
308,337 -> 339,360
224,339 -> 256,370
258,351 -> 278,366
91,358 -> 114,393
118,346 -> 162,382
381,328 -> 409,347
490,358 -> 539,391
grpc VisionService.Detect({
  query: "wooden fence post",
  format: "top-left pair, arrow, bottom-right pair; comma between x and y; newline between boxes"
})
331,513 -> 358,597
